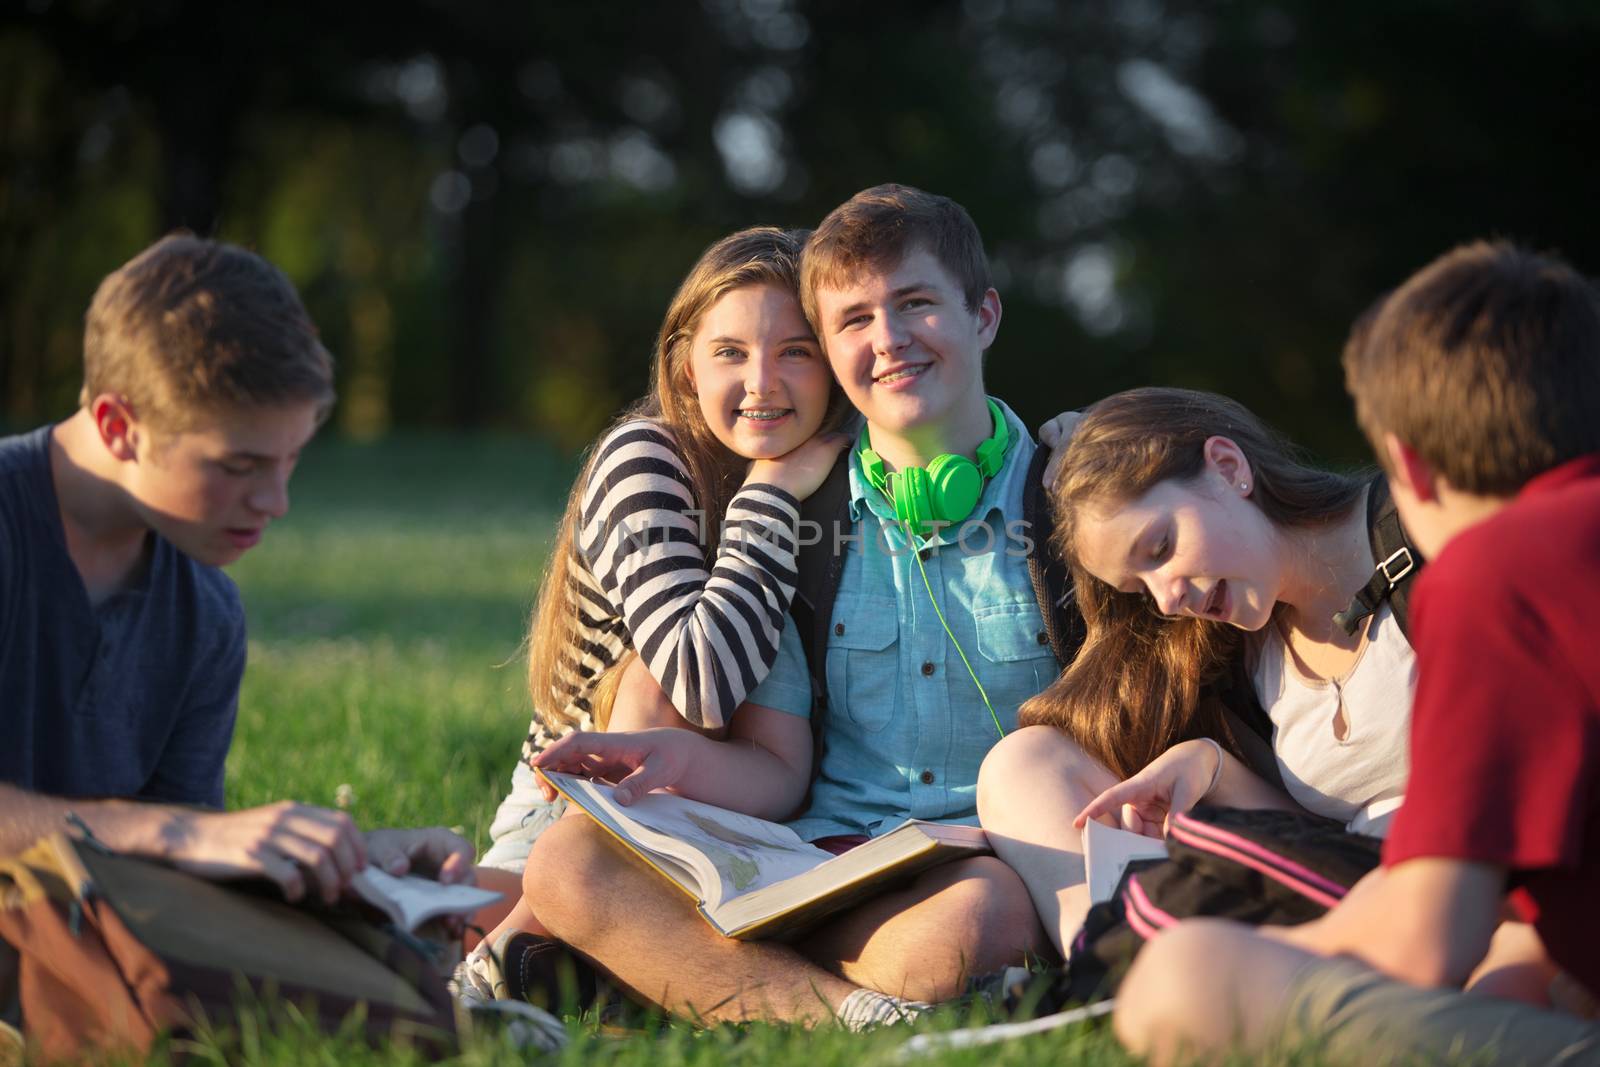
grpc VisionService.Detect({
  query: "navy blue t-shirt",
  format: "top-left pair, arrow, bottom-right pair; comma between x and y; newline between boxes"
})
0,426 -> 246,808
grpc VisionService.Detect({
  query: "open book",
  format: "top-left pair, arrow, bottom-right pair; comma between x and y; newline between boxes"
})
346,868 -> 502,933
539,770 -> 989,940
1083,819 -> 1168,904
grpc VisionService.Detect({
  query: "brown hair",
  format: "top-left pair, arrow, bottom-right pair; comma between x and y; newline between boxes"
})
1344,240 -> 1600,496
83,233 -> 334,429
525,226 -> 850,732
1020,388 -> 1366,778
800,183 -> 991,332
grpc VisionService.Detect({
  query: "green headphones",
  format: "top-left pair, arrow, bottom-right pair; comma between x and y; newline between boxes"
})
859,398 -> 1011,536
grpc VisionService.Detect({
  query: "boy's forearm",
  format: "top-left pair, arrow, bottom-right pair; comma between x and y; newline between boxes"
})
0,784 -> 178,858
1279,860 -> 1503,987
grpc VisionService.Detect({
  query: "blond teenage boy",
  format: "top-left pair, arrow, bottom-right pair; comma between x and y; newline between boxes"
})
522,185 -> 1063,1027
0,235 -> 471,904
1112,242 -> 1600,1065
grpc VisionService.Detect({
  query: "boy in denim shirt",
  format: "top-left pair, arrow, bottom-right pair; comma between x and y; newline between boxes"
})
526,186 -> 1062,1026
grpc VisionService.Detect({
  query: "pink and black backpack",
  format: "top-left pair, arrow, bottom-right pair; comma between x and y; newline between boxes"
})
1056,805 -> 1383,1006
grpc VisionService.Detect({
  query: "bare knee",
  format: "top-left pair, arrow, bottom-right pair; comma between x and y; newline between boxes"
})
978,725 -> 1108,826
926,856 -> 1048,971
522,815 -> 619,942
1114,922 -> 1251,1065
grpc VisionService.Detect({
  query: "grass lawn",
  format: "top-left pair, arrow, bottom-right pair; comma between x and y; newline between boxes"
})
205,433 -> 1346,1066
227,433 -> 571,845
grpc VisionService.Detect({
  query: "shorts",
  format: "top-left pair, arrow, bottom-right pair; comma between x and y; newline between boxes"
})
1278,955 -> 1600,1066
478,761 -> 568,874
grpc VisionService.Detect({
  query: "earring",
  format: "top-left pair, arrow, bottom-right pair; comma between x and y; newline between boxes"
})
1239,482 -> 1249,492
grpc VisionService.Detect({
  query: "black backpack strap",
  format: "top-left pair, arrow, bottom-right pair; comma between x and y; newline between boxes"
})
1214,476 -> 1425,784
792,450 -> 851,777
1210,657 -> 1282,785
1022,444 -> 1086,667
1332,477 -> 1426,638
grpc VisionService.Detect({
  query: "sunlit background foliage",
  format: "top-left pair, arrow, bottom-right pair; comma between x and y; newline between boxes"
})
4,10 -> 1597,1057
5,0 -> 1599,460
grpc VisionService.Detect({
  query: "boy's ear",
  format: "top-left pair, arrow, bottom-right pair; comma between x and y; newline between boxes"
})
91,394 -> 141,462
975,288 -> 1002,350
1383,433 -> 1439,504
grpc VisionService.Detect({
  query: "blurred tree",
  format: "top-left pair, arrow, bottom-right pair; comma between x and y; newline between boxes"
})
2,0 -> 1598,463
961,0 -> 1600,458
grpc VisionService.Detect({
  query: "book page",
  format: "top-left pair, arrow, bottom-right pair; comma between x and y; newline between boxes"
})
347,868 -> 502,932
547,773 -> 830,909
1084,819 -> 1168,904
709,819 -> 989,939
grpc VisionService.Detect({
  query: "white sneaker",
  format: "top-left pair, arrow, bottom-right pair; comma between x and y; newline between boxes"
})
450,939 -> 507,1008
457,998 -> 569,1053
837,988 -> 931,1031
449,934 -> 569,1051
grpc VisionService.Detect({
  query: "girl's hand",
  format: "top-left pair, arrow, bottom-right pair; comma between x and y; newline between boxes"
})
1037,409 -> 1084,488
531,728 -> 699,805
748,432 -> 852,501
1072,739 -> 1222,839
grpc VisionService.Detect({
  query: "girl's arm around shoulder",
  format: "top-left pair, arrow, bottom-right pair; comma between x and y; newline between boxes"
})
575,416 -> 809,732
531,699 -> 812,822
578,419 -> 696,529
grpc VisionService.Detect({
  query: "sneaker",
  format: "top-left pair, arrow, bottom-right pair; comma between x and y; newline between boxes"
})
836,988 -> 930,1031
456,998 -> 569,1053
963,965 -> 1032,1010
963,964 -> 1066,1018
498,931 -> 606,1013
451,930 -> 607,1015
450,939 -> 507,1008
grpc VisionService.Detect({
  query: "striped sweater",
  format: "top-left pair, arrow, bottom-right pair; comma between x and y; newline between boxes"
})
520,419 -> 802,764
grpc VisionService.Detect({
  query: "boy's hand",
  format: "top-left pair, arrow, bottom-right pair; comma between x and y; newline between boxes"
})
1037,409 -> 1084,488
1073,739 -> 1221,839
747,432 -> 851,501
159,800 -> 368,905
363,826 -> 475,884
532,728 -> 699,805
361,826 -> 477,938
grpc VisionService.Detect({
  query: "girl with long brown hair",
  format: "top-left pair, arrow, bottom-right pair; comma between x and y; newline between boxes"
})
461,227 -> 851,996
977,387 -> 1418,957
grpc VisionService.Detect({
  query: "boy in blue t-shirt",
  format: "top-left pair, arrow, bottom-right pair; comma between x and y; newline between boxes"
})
0,235 -> 471,904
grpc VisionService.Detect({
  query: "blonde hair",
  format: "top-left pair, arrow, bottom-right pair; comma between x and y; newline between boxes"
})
525,226 -> 848,732
83,233 -> 334,429
585,652 -> 635,732
1020,388 -> 1365,778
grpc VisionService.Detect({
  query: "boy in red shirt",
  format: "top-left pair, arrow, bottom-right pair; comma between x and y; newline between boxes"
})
1112,242 -> 1600,1065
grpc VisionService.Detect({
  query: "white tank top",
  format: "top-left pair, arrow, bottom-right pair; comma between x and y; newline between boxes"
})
1249,602 -> 1415,837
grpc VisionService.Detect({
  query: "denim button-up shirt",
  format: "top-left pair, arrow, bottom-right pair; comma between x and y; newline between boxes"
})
747,398 -> 1059,840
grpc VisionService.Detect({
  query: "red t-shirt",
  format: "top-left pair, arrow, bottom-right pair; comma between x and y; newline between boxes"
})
1384,454 -> 1600,1000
